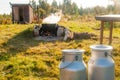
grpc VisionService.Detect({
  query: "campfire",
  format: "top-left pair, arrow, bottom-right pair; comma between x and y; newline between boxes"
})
33,23 -> 65,41
39,24 -> 58,37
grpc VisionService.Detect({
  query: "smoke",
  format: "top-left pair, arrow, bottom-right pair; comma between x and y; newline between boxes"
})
43,12 -> 62,24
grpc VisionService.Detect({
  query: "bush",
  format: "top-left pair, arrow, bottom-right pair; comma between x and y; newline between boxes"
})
0,14 -> 12,24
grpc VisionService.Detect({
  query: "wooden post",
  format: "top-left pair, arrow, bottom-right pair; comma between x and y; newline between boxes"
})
100,21 -> 104,44
109,21 -> 113,45
9,3 -> 14,23
37,6 -> 39,23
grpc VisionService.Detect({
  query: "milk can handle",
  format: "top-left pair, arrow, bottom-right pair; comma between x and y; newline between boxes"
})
104,52 -> 114,60
61,56 -> 65,62
60,55 -> 78,69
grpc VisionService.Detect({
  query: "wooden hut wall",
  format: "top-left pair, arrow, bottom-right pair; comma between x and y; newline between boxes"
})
29,6 -> 33,23
12,6 -> 19,22
23,6 -> 29,23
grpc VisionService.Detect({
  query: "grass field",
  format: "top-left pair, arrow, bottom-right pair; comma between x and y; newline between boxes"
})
0,20 -> 120,80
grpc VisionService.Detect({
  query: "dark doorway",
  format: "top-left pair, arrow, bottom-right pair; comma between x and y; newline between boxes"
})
19,8 -> 24,22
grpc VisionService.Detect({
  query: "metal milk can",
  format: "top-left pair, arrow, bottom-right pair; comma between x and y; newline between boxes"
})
59,49 -> 87,80
88,45 -> 115,80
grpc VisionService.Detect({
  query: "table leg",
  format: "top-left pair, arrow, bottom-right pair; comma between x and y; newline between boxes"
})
100,21 -> 104,44
109,22 -> 113,45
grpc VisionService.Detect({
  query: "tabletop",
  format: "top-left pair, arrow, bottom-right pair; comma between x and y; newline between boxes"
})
95,15 -> 120,22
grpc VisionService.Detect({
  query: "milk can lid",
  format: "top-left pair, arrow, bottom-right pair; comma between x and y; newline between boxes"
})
62,49 -> 85,54
90,45 -> 113,51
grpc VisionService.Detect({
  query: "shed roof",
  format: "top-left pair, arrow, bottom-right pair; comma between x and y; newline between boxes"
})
10,3 -> 33,8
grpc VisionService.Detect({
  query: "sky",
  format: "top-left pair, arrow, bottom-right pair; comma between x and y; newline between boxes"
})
0,0 -> 114,14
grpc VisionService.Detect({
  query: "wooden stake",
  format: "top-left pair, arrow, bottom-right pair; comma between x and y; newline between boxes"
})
109,21 -> 113,45
100,21 -> 104,44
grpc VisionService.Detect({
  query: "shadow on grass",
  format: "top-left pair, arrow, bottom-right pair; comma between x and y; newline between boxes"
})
0,27 -> 41,61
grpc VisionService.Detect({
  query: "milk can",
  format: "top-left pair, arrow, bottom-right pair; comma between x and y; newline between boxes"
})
59,49 -> 87,80
88,45 -> 115,80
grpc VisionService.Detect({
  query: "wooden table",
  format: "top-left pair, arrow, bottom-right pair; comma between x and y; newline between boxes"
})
95,15 -> 120,45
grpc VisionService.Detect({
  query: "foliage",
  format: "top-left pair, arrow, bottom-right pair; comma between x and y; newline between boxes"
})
112,0 -> 120,14
0,14 -> 12,24
30,0 -> 116,17
71,2 -> 79,15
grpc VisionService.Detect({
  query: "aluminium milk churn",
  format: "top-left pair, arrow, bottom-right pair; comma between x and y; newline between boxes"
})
88,45 -> 115,80
59,49 -> 87,80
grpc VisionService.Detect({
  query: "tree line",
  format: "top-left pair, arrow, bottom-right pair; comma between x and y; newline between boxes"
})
30,0 -> 117,17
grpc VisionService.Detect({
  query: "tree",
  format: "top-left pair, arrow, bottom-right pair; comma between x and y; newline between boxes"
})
38,0 -> 50,15
79,7 -> 83,15
31,0 -> 37,12
107,5 -> 114,13
38,0 -> 42,7
38,8 -> 46,18
71,2 -> 79,15
111,0 -> 120,13
51,0 -> 58,9
51,0 -> 58,13
62,0 -> 72,14
94,6 -> 107,15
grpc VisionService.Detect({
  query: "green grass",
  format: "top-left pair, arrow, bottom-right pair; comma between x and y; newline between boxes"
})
0,20 -> 120,80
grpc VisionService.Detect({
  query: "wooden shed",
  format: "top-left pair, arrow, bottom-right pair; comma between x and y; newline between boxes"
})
11,4 -> 33,24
